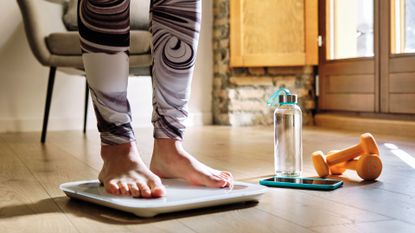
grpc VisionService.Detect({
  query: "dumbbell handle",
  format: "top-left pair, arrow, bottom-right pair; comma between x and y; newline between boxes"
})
342,159 -> 358,170
326,144 -> 363,166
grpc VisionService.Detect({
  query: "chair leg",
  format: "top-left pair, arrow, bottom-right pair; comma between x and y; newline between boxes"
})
41,67 -> 57,143
83,78 -> 89,134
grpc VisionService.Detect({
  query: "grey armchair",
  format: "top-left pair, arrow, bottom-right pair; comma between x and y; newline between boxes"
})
16,0 -> 152,143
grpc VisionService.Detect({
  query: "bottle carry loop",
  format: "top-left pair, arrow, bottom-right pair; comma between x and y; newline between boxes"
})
267,88 -> 297,106
267,88 -> 291,107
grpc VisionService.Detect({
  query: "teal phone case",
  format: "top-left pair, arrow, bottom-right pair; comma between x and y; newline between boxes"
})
259,177 -> 343,190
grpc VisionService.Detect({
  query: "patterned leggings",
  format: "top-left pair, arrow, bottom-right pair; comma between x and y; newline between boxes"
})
78,0 -> 201,145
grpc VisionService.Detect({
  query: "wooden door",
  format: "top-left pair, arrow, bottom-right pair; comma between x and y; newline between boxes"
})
319,0 -> 415,115
381,0 -> 415,114
318,0 -> 378,112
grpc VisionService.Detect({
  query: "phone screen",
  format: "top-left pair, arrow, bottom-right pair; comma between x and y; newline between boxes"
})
265,177 -> 339,185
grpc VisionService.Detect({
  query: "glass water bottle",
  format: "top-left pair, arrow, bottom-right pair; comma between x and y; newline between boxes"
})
268,88 -> 303,177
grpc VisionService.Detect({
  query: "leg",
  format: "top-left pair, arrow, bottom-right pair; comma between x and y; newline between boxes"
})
148,0 -> 233,187
78,0 -> 164,197
41,66 -> 57,143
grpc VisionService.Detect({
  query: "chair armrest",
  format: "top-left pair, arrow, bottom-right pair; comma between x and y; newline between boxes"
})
16,0 -> 67,66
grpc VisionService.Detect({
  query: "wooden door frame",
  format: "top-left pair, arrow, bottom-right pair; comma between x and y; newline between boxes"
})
375,0 -> 381,112
379,0 -> 390,112
317,0 -> 379,112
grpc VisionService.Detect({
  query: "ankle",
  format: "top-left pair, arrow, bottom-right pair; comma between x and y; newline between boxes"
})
155,138 -> 183,151
155,138 -> 179,144
152,139 -> 192,168
101,142 -> 137,161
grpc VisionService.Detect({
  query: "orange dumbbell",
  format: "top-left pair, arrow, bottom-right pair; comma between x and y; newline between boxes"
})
337,154 -> 382,180
312,150 -> 352,177
311,151 -> 330,177
312,151 -> 382,181
328,150 -> 346,175
326,133 -> 379,166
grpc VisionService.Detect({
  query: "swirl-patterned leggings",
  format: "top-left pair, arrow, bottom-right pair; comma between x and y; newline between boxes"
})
78,0 -> 201,145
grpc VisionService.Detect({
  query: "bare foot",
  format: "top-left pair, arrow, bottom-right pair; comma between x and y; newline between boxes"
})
98,142 -> 166,198
150,139 -> 233,188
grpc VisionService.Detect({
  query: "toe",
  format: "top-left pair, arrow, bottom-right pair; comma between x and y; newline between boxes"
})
214,174 -> 230,188
148,177 -> 166,197
106,180 -> 120,195
200,173 -> 227,188
193,165 -> 230,188
222,171 -> 233,179
136,181 -> 152,198
128,183 -> 141,197
220,171 -> 234,187
119,182 -> 130,195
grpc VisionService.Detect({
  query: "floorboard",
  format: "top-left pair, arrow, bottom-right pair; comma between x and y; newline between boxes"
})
0,126 -> 414,233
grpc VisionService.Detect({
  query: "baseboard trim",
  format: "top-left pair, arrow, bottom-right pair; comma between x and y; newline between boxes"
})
315,113 -> 415,138
0,112 -> 212,133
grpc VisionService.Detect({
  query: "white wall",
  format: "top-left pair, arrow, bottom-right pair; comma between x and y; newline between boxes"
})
0,0 -> 212,133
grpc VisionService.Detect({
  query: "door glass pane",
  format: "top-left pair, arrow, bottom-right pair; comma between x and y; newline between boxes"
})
327,0 -> 374,60
391,0 -> 415,54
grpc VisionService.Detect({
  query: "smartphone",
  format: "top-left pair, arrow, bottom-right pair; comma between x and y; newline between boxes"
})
259,176 -> 343,190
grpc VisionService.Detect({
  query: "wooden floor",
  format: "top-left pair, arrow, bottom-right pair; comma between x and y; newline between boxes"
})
1,126 -> 415,233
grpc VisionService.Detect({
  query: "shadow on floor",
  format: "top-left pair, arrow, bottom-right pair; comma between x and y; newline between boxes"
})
0,196 -> 259,224
326,175 -> 383,187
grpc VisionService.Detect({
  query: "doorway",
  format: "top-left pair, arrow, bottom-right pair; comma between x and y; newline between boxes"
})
318,0 -> 415,114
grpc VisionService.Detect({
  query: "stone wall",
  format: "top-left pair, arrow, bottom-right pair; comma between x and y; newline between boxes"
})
212,0 -> 316,126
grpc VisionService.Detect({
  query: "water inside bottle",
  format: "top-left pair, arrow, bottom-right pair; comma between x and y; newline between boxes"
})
274,106 -> 302,177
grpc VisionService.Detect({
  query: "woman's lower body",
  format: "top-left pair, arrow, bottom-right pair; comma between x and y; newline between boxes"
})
78,0 -> 232,197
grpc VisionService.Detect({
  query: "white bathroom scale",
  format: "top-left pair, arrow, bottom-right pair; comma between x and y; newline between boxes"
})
60,179 -> 267,217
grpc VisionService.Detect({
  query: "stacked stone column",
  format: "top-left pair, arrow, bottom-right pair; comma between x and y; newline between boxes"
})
212,0 -> 315,126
